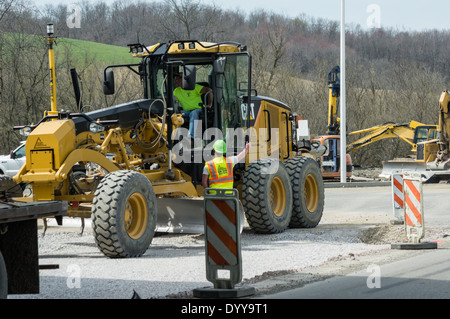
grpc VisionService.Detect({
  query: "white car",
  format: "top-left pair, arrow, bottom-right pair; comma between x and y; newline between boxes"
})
0,141 -> 26,178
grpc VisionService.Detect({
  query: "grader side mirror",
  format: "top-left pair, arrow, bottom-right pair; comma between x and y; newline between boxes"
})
182,65 -> 196,90
103,69 -> 115,95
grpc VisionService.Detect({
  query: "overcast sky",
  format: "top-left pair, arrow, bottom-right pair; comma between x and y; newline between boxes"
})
34,0 -> 450,32
213,0 -> 450,31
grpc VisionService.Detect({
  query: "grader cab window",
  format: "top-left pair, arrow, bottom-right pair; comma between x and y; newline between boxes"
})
220,54 -> 250,135
153,68 -> 166,99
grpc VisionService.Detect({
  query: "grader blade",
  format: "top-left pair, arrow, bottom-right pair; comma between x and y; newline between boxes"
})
156,198 -> 204,233
155,197 -> 245,234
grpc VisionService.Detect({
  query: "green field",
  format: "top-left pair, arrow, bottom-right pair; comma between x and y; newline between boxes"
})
56,37 -> 137,66
2,32 -> 138,66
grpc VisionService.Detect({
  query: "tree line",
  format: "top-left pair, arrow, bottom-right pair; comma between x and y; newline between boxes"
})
0,0 -> 449,167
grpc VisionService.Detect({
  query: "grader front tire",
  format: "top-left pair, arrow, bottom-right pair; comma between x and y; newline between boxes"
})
92,170 -> 157,258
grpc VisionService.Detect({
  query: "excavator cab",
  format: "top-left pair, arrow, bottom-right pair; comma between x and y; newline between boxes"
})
413,125 -> 438,145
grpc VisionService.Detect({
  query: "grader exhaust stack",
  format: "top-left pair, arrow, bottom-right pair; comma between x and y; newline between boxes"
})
45,23 -> 58,116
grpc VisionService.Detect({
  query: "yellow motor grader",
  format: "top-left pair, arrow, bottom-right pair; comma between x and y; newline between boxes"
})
12,26 -> 324,258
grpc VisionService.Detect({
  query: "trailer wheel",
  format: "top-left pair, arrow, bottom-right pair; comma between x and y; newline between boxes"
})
0,251 -> 7,299
242,159 -> 293,234
92,170 -> 157,258
285,156 -> 324,228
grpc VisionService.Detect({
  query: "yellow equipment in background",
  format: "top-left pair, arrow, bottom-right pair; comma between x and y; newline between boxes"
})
347,121 -> 438,153
381,91 -> 450,181
314,66 -> 444,182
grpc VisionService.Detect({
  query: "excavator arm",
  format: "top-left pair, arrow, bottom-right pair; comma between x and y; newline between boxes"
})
327,66 -> 340,135
346,121 -> 436,153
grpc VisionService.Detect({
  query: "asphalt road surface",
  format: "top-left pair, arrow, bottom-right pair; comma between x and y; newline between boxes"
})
323,183 -> 450,227
263,243 -> 450,299
260,183 -> 450,299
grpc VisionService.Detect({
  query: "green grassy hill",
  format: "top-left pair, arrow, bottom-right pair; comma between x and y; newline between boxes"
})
56,37 -> 137,66
2,32 -> 137,66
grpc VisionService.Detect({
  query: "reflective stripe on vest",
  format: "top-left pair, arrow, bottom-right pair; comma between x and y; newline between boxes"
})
206,157 -> 234,189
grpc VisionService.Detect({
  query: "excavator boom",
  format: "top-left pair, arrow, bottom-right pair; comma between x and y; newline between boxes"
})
346,121 -> 435,153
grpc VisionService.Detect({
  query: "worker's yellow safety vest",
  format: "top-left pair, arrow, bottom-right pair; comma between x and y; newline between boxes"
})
205,156 -> 234,189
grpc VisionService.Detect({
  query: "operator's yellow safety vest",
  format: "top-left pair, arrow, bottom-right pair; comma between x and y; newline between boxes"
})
205,156 -> 234,190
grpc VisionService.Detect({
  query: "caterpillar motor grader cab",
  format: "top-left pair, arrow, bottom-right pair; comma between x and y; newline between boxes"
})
12,26 -> 324,258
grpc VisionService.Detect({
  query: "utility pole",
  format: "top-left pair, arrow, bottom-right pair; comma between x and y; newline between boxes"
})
340,0 -> 347,183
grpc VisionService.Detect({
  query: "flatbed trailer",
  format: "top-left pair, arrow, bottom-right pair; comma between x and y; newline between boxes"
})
0,200 -> 67,298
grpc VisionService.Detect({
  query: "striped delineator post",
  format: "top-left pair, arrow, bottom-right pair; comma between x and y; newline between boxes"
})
193,188 -> 254,298
391,170 -> 404,223
403,174 -> 424,244
391,172 -> 437,250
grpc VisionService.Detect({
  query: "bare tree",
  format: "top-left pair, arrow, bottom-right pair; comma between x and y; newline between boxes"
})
156,0 -> 221,41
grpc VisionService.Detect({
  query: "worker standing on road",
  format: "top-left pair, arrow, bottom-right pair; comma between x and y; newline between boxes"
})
202,140 -> 250,190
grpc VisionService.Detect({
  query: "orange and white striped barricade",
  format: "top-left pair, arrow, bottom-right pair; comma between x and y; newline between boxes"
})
193,188 -> 254,298
391,170 -> 404,223
391,172 -> 437,250
403,173 -> 424,243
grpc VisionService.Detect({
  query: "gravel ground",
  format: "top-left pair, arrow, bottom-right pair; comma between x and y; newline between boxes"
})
7,215 -> 449,300
7,178 -> 450,299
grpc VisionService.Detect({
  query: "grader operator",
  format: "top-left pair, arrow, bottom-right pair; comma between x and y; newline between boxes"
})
12,28 -> 324,258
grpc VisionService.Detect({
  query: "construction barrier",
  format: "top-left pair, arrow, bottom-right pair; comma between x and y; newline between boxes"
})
391,170 -> 404,223
193,188 -> 254,298
403,173 -> 424,244
391,172 -> 437,250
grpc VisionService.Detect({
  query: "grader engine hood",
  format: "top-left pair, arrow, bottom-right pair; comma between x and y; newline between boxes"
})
72,99 -> 159,134
16,120 -> 76,199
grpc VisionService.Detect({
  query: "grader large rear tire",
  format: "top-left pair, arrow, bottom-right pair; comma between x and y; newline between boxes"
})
285,156 -> 324,228
92,170 -> 157,258
242,159 -> 293,234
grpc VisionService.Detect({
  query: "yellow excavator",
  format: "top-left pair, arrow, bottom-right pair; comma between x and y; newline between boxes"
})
347,121 -> 438,153
311,66 -> 352,179
11,25 -> 325,258
313,66 -> 442,181
380,91 -> 450,181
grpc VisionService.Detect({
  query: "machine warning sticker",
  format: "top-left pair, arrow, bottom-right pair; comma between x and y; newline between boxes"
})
34,138 -> 49,149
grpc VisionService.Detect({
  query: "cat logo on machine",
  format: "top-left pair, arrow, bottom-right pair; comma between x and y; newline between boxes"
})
34,138 -> 49,149
240,103 -> 255,121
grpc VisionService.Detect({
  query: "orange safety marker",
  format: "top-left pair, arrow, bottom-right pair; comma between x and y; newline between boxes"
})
403,176 -> 424,243
391,170 -> 404,223
391,172 -> 437,250
193,188 -> 255,298
205,200 -> 238,266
